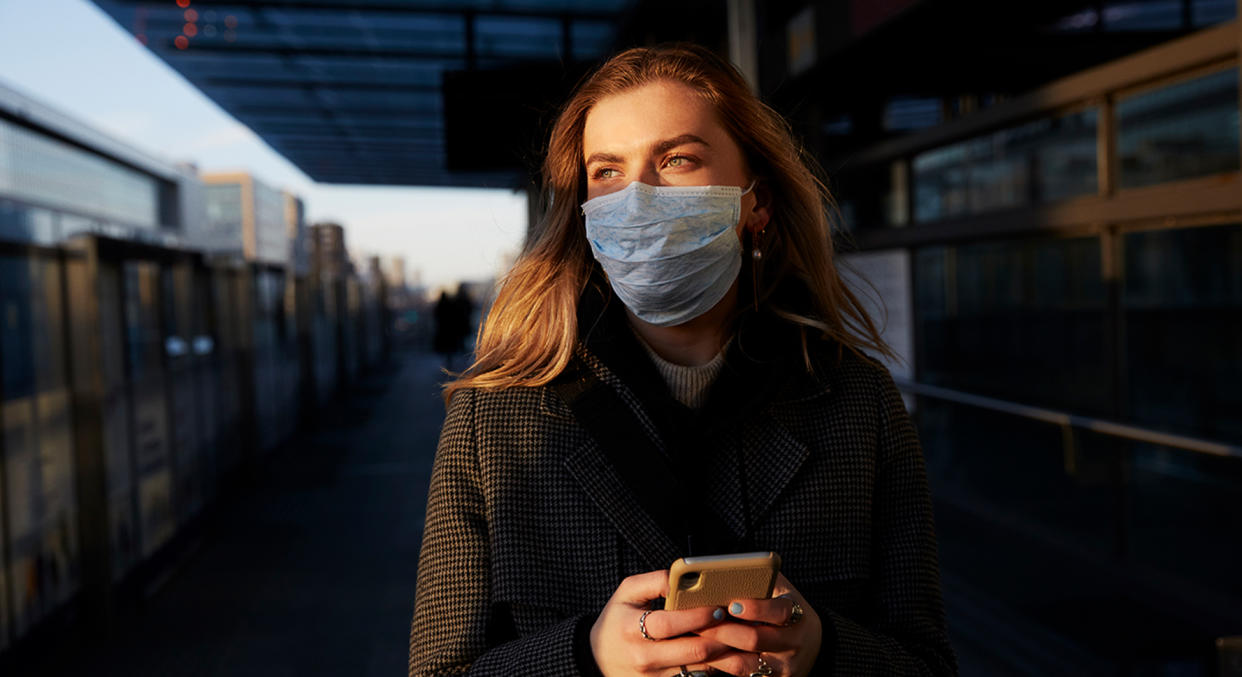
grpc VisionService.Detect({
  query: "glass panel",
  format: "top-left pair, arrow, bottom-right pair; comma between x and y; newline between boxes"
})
58,212 -> 101,240
0,255 -> 80,635
1103,0 -> 1184,30
923,402 -> 1235,672
1128,440 -> 1242,601
1117,67 -> 1240,189
1192,0 -> 1236,24
203,182 -> 243,255
164,265 -> 204,523
122,261 -> 174,557
1036,109 -> 1099,202
914,235 -> 1110,414
913,142 -> 969,222
252,181 -> 287,265
476,16 -> 562,60
914,109 -> 1098,222
921,401 -> 1118,560
0,118 -> 160,229
571,20 -> 614,60
0,256 -> 35,400
1123,223 -> 1242,443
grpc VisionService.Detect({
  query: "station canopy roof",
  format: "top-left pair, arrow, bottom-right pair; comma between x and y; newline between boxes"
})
91,0 -> 636,187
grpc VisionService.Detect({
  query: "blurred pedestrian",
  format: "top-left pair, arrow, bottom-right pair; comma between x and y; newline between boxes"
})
451,282 -> 475,354
432,289 -> 465,369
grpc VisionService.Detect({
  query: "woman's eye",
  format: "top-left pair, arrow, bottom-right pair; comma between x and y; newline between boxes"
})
593,167 -> 619,179
664,155 -> 694,169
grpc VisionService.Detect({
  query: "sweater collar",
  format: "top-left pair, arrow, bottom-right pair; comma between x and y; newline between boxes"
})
574,269 -> 835,419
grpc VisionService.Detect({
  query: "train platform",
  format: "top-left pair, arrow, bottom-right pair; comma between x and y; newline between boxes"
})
13,348 -> 449,677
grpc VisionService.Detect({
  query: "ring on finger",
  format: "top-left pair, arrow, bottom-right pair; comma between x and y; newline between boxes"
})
639,608 -> 657,641
778,593 -> 804,627
748,654 -> 775,676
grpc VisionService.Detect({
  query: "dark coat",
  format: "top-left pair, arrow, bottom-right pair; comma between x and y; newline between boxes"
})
409,286 -> 957,676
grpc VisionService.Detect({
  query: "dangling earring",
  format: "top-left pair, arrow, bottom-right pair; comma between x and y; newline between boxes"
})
751,227 -> 764,312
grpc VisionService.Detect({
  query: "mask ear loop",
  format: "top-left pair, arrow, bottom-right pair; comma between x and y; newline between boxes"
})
751,226 -> 764,312
745,178 -> 763,312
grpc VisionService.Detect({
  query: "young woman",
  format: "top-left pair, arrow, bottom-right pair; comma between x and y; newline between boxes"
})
409,43 -> 957,677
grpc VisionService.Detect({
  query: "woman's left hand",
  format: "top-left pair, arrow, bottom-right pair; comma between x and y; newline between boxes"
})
693,574 -> 823,677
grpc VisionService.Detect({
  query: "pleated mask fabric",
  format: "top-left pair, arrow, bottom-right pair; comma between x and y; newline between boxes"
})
581,181 -> 752,326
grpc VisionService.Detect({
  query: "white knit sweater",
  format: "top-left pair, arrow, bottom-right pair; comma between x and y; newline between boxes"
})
631,331 -> 729,409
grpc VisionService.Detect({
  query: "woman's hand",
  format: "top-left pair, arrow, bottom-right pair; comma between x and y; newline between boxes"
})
590,570 -> 732,676
695,574 -> 823,677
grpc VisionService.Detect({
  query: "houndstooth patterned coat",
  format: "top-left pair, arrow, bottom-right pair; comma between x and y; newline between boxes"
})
410,287 -> 957,676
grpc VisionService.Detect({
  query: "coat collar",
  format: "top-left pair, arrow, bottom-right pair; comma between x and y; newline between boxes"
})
552,275 -> 838,564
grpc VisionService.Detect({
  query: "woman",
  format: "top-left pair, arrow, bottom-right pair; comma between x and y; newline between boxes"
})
409,43 -> 956,677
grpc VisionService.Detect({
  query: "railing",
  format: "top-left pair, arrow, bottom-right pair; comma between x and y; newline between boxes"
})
896,379 -> 1242,460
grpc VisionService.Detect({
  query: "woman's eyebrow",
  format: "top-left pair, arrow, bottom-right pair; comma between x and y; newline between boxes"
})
652,134 -> 710,155
584,151 -> 624,167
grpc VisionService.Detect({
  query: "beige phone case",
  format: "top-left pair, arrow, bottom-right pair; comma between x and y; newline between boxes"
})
664,551 -> 781,611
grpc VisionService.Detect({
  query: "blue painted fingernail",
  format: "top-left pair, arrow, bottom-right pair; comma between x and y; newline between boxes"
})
712,607 -> 724,621
729,602 -> 743,615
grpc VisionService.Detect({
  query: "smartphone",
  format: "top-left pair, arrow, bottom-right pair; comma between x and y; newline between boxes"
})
664,551 -> 781,611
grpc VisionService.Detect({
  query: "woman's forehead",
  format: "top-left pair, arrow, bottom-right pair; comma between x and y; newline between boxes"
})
582,80 -> 730,157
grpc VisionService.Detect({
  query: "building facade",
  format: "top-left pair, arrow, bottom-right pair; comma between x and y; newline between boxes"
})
200,171 -> 297,267
0,78 -> 208,650
0,81 -> 201,248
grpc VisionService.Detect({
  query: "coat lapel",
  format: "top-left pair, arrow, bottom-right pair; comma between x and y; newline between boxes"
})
738,404 -> 813,530
561,438 -> 683,570
543,357 -> 687,570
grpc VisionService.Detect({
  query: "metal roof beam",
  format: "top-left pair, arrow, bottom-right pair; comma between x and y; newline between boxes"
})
105,0 -> 619,20
237,119 -> 442,133
233,103 -> 436,115
136,17 -> 465,42
202,76 -> 439,92
160,40 -> 462,60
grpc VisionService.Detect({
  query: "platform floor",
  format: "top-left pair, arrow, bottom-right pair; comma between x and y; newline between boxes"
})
13,348 -> 1040,676
19,350 -> 446,677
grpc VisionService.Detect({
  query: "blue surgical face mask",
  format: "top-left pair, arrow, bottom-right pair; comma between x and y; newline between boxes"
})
581,180 -> 754,327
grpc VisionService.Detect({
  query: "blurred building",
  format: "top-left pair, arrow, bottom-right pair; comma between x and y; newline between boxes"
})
308,222 -> 349,281
0,77 -> 208,653
386,256 -> 407,291
284,192 -> 309,276
0,79 -> 201,248
199,171 -> 296,267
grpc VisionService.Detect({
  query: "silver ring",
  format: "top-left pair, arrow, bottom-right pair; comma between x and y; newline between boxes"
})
748,654 -> 775,676
639,608 -> 657,641
778,593 -> 804,627
676,667 -> 691,677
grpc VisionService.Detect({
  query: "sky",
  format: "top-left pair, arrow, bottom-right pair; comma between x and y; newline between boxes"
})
0,0 -> 529,294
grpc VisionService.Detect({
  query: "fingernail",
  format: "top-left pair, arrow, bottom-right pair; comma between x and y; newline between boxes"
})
729,602 -> 743,615
712,607 -> 724,621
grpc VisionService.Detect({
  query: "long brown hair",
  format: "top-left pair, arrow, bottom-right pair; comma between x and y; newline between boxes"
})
444,43 -> 891,402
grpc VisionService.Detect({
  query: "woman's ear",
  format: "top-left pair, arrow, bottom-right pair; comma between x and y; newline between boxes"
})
746,180 -> 772,233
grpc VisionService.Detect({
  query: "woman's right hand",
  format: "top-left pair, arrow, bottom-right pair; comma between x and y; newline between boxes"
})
590,570 -> 729,676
